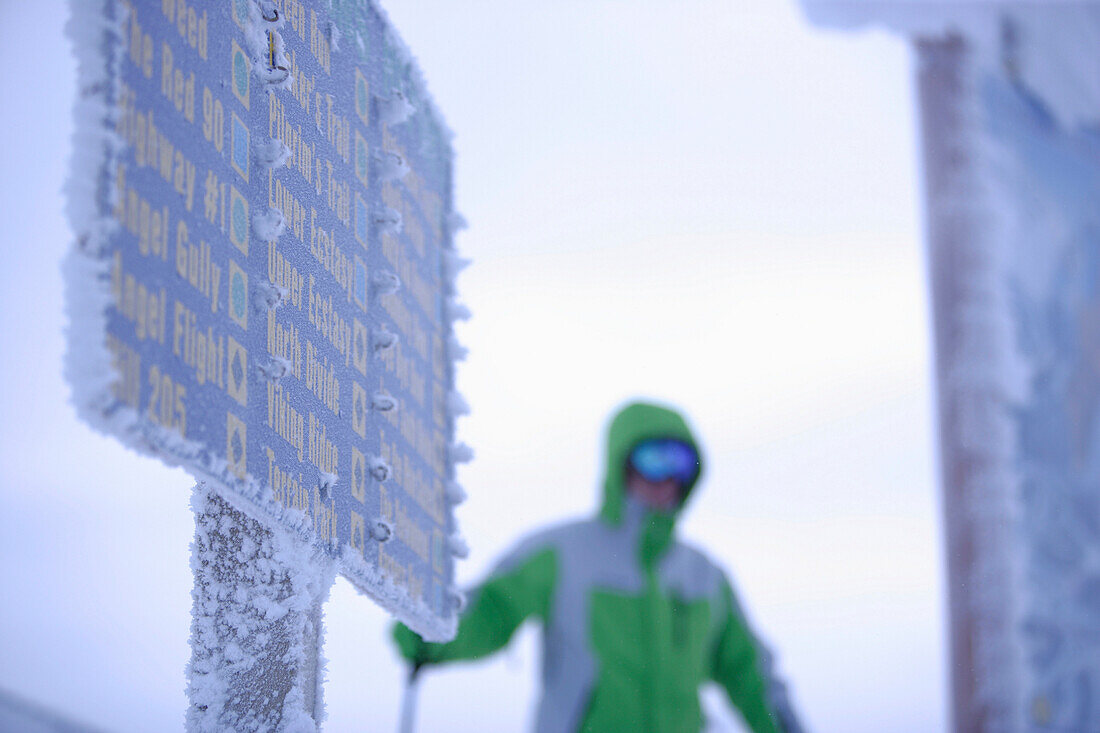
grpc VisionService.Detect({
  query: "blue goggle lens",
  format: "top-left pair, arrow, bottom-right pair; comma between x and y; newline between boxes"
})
628,439 -> 699,485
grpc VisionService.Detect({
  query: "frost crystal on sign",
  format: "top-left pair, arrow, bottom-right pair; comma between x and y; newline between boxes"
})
445,481 -> 467,505
256,1 -> 282,25
447,391 -> 470,417
371,392 -> 398,412
443,251 -> 471,281
318,472 -> 338,501
368,455 -> 392,482
254,137 -> 292,169
377,151 -> 410,181
445,300 -> 472,322
257,356 -> 291,382
252,207 -> 286,241
447,533 -> 469,559
372,270 -> 401,295
445,211 -> 468,236
370,519 -> 393,543
325,20 -> 341,51
371,326 -> 399,353
447,334 -> 468,362
374,206 -> 402,234
253,281 -> 287,312
449,587 -> 467,613
256,56 -> 292,88
378,89 -> 415,126
450,442 -> 475,464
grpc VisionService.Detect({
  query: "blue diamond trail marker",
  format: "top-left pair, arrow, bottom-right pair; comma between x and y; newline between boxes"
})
66,1 -> 468,728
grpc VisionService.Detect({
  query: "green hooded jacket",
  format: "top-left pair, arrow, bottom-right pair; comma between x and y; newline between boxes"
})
394,402 -> 798,733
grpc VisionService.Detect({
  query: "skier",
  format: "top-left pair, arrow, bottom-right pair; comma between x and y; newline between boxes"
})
393,400 -> 802,732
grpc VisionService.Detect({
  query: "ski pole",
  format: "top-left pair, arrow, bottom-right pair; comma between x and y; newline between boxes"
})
398,664 -> 420,733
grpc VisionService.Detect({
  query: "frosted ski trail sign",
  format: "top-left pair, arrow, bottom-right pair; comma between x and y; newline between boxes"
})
65,0 -> 469,643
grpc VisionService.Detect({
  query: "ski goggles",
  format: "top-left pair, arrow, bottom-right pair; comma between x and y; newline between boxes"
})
627,438 -> 699,485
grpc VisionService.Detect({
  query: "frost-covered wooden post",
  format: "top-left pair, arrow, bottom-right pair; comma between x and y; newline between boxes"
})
187,484 -> 333,731
65,1 -> 469,730
914,35 -> 1022,730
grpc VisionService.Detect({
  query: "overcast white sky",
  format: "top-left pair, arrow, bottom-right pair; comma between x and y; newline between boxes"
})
0,1 -> 943,731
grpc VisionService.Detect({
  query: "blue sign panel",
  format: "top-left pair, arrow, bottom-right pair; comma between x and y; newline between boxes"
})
983,78 -> 1100,730
67,0 -> 466,640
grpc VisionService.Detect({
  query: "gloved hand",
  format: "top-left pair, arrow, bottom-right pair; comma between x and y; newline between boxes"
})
392,622 -> 431,671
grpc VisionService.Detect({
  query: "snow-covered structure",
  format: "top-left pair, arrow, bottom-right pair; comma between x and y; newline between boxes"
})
800,3 -> 1100,731
65,0 -> 471,728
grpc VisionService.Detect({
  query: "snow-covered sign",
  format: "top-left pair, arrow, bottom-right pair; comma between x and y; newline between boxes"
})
978,74 -> 1100,733
800,2 -> 1100,730
66,0 -> 467,641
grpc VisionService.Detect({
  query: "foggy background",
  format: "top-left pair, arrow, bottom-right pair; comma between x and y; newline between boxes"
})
0,0 -> 942,730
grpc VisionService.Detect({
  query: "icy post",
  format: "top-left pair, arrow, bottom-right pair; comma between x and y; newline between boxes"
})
398,670 -> 420,733
187,483 -> 335,733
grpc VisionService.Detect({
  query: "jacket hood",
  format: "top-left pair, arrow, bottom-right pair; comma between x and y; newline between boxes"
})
598,401 -> 704,530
